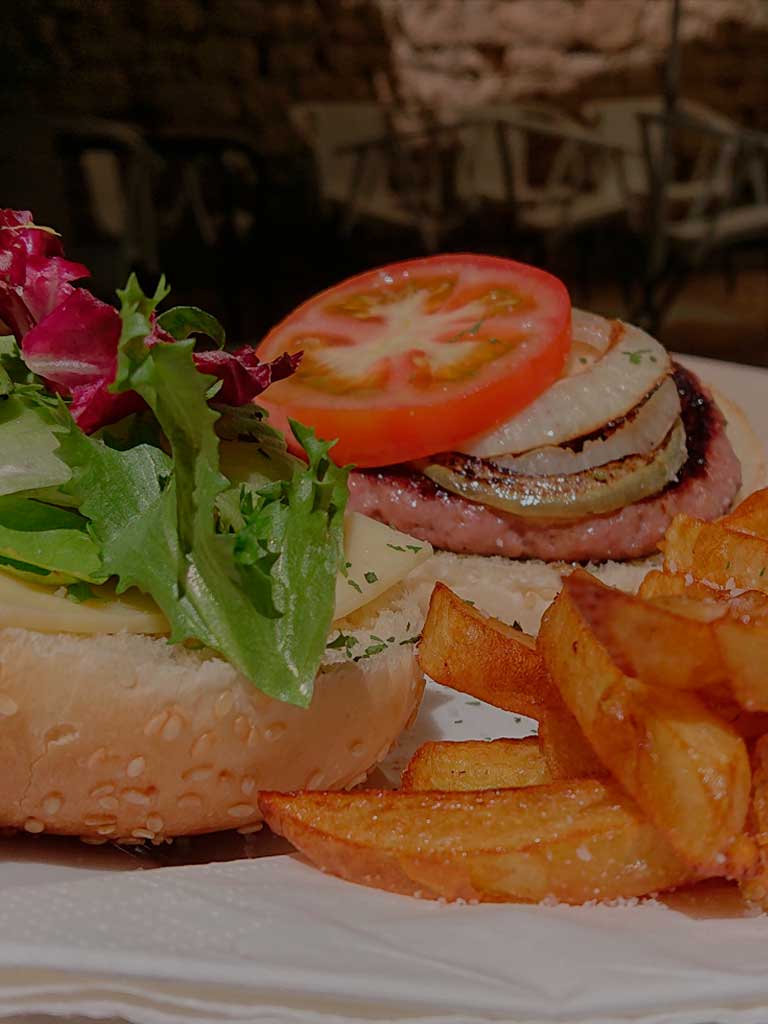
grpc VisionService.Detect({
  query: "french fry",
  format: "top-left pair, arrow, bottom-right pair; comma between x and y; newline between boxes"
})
401,738 -> 552,791
259,781 -> 695,904
561,572 -> 726,691
739,735 -> 768,908
539,570 -> 751,872
713,618 -> 768,712
418,582 -> 555,718
419,583 -> 602,779
638,570 -> 713,601
661,515 -> 768,593
722,488 -> 768,539
537,708 -> 608,780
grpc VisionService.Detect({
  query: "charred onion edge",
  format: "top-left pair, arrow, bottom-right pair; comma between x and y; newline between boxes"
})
357,365 -> 718,519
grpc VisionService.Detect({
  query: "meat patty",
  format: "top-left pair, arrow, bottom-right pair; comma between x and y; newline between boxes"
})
348,367 -> 741,562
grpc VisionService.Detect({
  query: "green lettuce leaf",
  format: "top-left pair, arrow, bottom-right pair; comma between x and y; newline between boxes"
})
0,396 -> 71,498
156,306 -> 225,346
56,279 -> 348,705
0,495 -> 104,582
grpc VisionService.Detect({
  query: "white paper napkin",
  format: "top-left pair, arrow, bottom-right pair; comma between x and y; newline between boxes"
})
0,854 -> 767,1024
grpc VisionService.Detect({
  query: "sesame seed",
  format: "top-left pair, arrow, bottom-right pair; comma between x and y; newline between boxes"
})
178,790 -> 202,806
126,756 -> 146,779
146,814 -> 164,833
123,789 -> 151,806
237,823 -> 264,835
42,794 -> 63,816
178,793 -> 203,811
227,803 -> 254,819
90,784 -> 115,799
144,710 -> 168,737
191,732 -> 213,758
131,828 -> 154,840
233,715 -> 250,741
215,690 -> 234,719
23,818 -> 44,834
241,776 -> 256,795
161,714 -> 183,742
84,814 -> 116,828
98,797 -> 119,812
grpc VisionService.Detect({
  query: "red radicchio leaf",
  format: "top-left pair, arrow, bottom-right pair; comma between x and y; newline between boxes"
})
192,347 -> 301,406
22,289 -> 121,389
68,381 -> 145,435
0,210 -> 88,340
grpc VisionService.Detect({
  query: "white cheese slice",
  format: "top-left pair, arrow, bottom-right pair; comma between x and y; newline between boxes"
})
334,513 -> 432,620
0,513 -> 432,635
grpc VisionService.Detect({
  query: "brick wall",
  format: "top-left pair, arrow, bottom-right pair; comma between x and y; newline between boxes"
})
4,0 -> 767,151
380,0 -> 768,128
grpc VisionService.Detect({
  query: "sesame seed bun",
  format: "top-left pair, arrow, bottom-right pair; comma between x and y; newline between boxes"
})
0,621 -> 423,842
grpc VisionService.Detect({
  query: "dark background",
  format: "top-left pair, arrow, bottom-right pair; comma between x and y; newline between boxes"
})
2,0 -> 767,361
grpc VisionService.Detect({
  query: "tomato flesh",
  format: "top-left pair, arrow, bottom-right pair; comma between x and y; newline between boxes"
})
256,254 -> 571,467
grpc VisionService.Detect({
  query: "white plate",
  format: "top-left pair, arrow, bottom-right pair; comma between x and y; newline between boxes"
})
0,356 -> 767,1024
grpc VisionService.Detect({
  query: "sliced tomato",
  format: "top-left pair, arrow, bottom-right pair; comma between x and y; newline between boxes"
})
256,254 -> 571,467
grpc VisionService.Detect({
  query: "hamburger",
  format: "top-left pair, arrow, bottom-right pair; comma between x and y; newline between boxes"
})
0,210 -> 426,842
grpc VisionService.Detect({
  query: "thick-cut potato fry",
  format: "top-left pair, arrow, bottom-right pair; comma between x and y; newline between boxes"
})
740,735 -> 768,908
713,618 -> 768,712
259,781 -> 695,904
419,583 -> 601,778
401,738 -> 552,791
722,488 -> 768,540
562,572 -> 726,691
539,570 -> 751,871
537,708 -> 608,780
661,515 -> 768,593
639,570 -> 768,620
418,582 -> 555,717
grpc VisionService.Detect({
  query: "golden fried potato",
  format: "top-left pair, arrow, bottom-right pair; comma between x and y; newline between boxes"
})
722,488 -> 768,540
661,515 -> 768,593
638,570 -> 713,601
539,570 -> 751,872
259,781 -> 695,904
739,735 -> 768,908
419,583 -> 600,778
562,572 -> 726,691
537,708 -> 608,780
401,738 -> 552,792
713,618 -> 768,712
418,582 -> 555,718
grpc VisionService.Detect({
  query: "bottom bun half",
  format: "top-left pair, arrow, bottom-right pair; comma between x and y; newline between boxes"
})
0,625 -> 423,841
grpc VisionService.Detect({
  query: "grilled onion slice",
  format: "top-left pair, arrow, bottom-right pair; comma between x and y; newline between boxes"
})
423,418 -> 688,521
460,311 -> 671,457
493,375 -> 681,477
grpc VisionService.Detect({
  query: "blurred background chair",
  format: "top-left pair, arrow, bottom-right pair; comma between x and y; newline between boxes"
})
636,107 -> 768,330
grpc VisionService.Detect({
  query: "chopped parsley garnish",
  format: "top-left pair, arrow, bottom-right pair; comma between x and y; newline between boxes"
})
364,570 -> 378,584
624,348 -> 652,365
406,544 -> 423,553
326,631 -> 358,657
386,543 -> 406,552
347,578 -> 363,593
